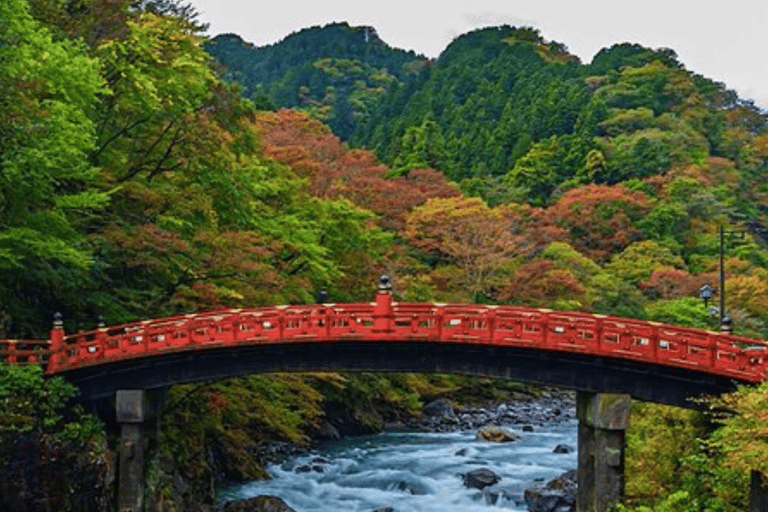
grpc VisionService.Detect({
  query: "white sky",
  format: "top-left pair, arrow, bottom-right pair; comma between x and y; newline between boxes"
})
190,0 -> 768,110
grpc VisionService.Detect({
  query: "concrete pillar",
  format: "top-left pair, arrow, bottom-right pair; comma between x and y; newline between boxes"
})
750,470 -> 768,512
117,389 -> 165,512
576,391 -> 631,512
117,390 -> 146,512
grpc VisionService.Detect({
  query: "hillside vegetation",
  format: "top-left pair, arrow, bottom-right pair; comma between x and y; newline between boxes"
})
1,0 -> 768,510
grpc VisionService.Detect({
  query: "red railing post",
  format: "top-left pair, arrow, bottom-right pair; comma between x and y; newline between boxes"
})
435,305 -> 444,341
373,275 -> 393,334
278,308 -> 285,340
486,308 -> 496,343
47,312 -> 64,373
708,332 -> 718,371
6,341 -> 17,364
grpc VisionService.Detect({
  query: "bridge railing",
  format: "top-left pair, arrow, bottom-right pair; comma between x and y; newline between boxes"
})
386,303 -> 768,383
0,339 -> 51,365
4,295 -> 764,384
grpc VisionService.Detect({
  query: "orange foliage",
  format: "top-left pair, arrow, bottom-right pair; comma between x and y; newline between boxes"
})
255,109 -> 460,230
638,266 -> 702,299
405,197 -> 532,298
502,260 -> 585,305
547,184 -> 651,262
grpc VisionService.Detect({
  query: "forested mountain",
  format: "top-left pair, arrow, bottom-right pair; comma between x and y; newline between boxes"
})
356,27 -> 767,208
206,23 -> 428,138
210,25 -> 767,216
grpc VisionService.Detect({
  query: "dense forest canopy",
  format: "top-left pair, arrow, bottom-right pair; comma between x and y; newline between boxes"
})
0,0 -> 766,345
3,1 -> 768,509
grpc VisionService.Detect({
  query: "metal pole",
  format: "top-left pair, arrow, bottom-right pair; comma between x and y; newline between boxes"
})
719,224 -> 725,326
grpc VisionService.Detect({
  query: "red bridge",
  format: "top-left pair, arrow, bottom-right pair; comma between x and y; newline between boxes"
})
5,286 -> 768,511
2,289 -> 766,406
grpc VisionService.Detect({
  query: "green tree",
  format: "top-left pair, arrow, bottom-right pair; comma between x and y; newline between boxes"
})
0,364 -> 106,511
0,0 -> 108,335
606,240 -> 685,284
505,136 -> 571,205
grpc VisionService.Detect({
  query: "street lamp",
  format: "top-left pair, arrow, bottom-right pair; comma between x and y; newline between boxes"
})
698,284 -> 713,307
717,224 -> 746,331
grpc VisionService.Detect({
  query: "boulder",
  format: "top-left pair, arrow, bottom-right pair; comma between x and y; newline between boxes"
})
295,464 -> 323,473
553,444 -> 574,454
422,398 -> 455,421
221,495 -> 296,512
461,468 -> 501,490
314,420 -> 341,440
476,425 -> 520,443
524,470 -> 577,512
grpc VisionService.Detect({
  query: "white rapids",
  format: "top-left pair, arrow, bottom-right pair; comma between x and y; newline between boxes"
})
219,419 -> 577,512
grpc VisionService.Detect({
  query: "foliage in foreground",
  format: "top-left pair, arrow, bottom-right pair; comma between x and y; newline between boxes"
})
0,364 -> 107,512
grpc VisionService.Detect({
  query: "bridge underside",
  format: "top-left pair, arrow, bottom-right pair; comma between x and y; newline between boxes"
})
61,341 -> 738,407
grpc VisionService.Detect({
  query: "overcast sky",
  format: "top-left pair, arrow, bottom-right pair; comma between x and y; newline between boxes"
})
190,0 -> 768,110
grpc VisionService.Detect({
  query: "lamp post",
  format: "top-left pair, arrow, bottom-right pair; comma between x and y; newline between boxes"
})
717,224 -> 746,332
719,224 -> 725,327
699,284 -> 713,308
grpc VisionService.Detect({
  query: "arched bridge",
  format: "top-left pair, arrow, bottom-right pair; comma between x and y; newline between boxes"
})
2,290 -> 767,406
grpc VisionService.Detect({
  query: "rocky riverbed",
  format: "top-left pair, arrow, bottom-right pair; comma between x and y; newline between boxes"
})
405,388 -> 576,434
220,388 -> 578,512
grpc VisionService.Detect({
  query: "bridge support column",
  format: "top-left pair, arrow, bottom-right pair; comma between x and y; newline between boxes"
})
750,471 -> 768,511
116,389 -> 163,512
576,391 -> 631,512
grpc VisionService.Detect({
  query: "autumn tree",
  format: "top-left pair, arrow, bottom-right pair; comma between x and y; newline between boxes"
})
404,197 -> 527,301
502,260 -> 585,309
501,242 -> 600,309
547,184 -> 651,262
255,109 -> 459,231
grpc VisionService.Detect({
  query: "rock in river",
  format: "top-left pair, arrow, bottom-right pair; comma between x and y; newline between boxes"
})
221,495 -> 296,512
476,425 -> 520,442
524,469 -> 577,512
461,467 -> 501,490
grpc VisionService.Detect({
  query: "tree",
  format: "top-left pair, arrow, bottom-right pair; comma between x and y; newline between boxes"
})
92,12 -> 215,184
548,184 -> 651,262
255,109 -> 459,231
502,259 -> 585,309
505,136 -> 568,205
710,380 -> 768,480
0,0 -> 108,335
606,240 -> 685,284
404,197 -> 527,300
0,364 -> 106,511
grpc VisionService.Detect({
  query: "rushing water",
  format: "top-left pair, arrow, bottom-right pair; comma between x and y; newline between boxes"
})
220,418 -> 577,512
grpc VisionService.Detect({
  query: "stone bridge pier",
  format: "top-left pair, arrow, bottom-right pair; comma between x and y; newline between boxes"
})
576,391 -> 631,512
116,389 -> 164,512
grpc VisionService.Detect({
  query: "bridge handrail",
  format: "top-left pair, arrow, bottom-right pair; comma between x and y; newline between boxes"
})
0,339 -> 51,364
2,296 -> 766,383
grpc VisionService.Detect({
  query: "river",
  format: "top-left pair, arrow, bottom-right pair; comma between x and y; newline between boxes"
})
219,416 -> 577,511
